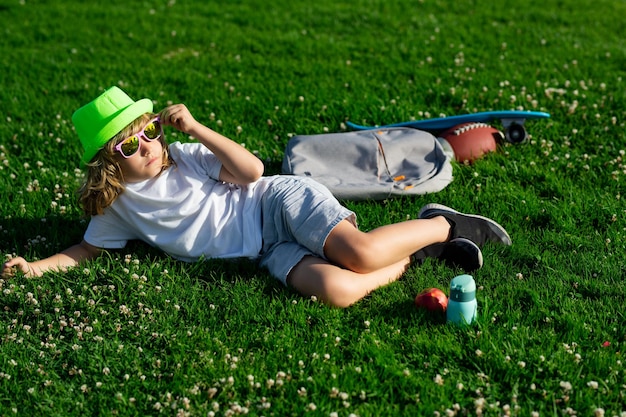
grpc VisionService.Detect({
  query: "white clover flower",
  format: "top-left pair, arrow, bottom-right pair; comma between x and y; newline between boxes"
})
433,374 -> 444,386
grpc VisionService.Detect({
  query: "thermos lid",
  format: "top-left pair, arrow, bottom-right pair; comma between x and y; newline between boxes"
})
449,274 -> 476,302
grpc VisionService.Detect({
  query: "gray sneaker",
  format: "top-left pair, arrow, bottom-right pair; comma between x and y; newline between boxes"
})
412,237 -> 483,272
418,203 -> 512,247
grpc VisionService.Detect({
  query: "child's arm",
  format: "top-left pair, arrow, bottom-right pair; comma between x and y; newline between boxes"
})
2,240 -> 103,278
159,104 -> 264,185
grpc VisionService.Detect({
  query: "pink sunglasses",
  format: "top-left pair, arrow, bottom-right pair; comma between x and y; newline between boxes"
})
114,117 -> 163,158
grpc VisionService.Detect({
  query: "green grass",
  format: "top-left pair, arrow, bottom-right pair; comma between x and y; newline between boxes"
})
1,0 -> 625,415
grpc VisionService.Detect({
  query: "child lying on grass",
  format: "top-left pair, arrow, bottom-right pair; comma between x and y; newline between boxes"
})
2,86 -> 511,307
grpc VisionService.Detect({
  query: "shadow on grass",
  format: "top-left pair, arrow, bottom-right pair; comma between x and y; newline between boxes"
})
1,215 -> 86,257
378,298 -> 447,324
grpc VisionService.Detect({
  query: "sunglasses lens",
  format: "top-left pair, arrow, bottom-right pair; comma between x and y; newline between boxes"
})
144,119 -> 161,140
120,136 -> 139,157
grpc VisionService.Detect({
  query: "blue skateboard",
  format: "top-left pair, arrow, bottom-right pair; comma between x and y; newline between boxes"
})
346,110 -> 551,143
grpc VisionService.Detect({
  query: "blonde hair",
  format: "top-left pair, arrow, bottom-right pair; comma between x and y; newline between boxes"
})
78,113 -> 175,216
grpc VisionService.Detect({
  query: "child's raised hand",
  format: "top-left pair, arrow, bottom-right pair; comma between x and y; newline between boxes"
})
2,256 -> 35,278
159,104 -> 200,135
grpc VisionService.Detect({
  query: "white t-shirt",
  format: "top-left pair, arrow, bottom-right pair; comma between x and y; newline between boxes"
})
83,142 -> 271,262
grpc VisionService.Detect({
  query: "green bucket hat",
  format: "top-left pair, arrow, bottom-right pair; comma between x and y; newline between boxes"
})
72,86 -> 153,165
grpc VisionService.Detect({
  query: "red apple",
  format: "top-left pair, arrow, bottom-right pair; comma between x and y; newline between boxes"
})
415,287 -> 448,313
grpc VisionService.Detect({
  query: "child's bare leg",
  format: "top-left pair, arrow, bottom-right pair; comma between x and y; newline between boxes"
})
287,255 -> 409,308
324,217 -> 451,273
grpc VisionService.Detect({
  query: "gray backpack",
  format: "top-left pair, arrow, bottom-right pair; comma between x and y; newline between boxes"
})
281,127 -> 453,200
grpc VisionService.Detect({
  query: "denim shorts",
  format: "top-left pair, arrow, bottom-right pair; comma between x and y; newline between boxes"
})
258,176 -> 356,285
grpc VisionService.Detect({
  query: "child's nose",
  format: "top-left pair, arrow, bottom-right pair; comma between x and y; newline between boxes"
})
141,137 -> 158,154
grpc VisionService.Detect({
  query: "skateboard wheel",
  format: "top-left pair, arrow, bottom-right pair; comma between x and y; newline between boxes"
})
505,123 -> 527,144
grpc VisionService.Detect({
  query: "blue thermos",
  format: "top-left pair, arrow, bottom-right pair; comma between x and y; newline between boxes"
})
447,274 -> 477,325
